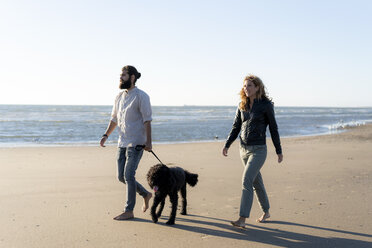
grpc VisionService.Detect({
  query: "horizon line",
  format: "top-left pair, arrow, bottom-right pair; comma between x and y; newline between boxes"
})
1,103 -> 372,108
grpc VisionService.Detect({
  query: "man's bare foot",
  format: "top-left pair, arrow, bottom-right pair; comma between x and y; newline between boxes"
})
142,193 -> 152,212
256,212 -> 270,223
113,211 -> 134,220
230,220 -> 245,228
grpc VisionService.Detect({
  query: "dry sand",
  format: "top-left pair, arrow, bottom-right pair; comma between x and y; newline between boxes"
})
0,125 -> 371,248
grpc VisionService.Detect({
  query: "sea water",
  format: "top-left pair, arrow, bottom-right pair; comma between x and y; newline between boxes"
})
0,105 -> 371,147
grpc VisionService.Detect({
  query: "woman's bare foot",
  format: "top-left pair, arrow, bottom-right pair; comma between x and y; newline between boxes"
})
256,212 -> 270,223
142,193 -> 152,212
113,211 -> 134,220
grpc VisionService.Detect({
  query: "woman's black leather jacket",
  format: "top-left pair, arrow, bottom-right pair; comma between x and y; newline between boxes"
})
225,98 -> 282,155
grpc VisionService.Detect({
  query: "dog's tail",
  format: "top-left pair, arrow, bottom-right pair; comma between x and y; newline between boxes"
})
185,171 -> 198,187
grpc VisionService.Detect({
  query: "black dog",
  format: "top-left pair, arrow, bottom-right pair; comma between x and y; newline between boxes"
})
146,163 -> 198,225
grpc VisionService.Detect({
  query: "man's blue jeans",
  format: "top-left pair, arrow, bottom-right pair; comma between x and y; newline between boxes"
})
117,147 -> 149,212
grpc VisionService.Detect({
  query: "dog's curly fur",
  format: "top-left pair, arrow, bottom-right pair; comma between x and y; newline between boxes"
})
147,163 -> 198,225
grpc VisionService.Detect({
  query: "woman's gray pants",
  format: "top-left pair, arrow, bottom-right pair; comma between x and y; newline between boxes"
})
239,144 -> 270,218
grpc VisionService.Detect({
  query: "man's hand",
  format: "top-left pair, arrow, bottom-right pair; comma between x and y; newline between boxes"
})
144,142 -> 152,152
100,136 -> 107,147
100,121 -> 117,148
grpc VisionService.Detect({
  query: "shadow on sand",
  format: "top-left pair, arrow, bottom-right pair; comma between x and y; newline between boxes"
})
157,214 -> 372,248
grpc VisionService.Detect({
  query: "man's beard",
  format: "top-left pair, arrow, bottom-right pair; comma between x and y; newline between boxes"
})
119,79 -> 132,89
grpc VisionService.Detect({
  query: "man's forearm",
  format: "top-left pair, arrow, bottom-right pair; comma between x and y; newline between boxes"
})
144,121 -> 152,144
104,121 -> 117,136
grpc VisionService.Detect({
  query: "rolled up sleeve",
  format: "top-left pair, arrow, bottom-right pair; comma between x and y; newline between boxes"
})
139,92 -> 152,123
110,93 -> 121,123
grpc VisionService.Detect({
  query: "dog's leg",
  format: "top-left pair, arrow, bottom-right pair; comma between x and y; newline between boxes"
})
156,199 -> 165,218
166,192 -> 178,225
180,185 -> 187,215
151,194 -> 163,223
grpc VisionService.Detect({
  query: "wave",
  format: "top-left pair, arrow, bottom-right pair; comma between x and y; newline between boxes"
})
326,120 -> 372,130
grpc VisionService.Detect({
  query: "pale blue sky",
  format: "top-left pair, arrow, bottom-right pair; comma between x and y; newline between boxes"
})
0,0 -> 371,107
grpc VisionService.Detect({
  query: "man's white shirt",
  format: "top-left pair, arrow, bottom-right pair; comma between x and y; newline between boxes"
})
111,87 -> 152,148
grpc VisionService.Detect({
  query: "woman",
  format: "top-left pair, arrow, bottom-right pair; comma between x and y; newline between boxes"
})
222,74 -> 283,228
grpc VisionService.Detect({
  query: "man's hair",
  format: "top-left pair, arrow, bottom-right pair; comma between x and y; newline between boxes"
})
122,65 -> 141,84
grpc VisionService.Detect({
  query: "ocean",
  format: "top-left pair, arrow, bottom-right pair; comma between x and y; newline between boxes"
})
0,105 -> 371,147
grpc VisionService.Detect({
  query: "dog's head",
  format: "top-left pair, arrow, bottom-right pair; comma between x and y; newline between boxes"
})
147,163 -> 170,192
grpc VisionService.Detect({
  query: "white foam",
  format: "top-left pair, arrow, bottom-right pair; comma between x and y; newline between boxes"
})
327,120 -> 371,130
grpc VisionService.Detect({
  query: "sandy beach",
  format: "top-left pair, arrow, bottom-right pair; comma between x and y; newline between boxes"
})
1,125 -> 371,248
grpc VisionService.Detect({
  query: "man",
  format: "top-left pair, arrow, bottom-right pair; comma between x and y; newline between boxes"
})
100,65 -> 152,220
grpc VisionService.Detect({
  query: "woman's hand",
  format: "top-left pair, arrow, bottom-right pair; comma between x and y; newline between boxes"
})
278,154 -> 283,163
222,147 -> 229,157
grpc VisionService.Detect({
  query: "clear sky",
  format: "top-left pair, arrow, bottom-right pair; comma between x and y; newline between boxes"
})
0,0 -> 371,107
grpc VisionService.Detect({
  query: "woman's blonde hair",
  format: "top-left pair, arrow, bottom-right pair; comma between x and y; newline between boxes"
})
239,74 -> 271,111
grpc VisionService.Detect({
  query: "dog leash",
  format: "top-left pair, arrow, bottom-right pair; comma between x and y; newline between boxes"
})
150,150 -> 164,165
136,145 -> 164,165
